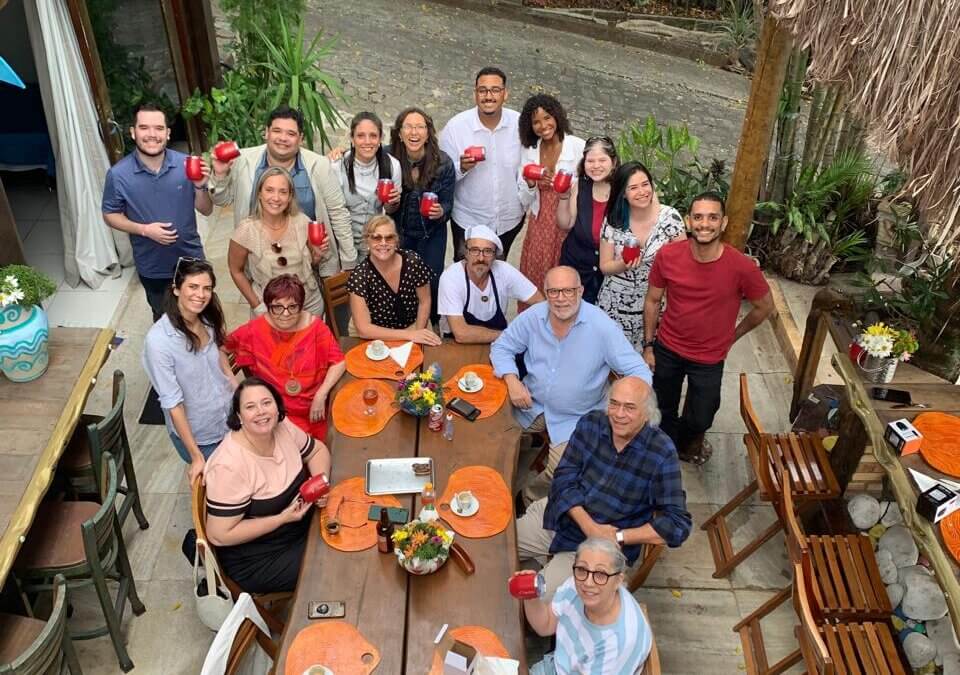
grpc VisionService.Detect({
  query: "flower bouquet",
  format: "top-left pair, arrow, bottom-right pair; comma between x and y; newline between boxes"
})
392,519 -> 454,575
854,322 -> 919,383
395,362 -> 443,417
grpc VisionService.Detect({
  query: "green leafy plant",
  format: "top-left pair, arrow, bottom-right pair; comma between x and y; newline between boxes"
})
182,70 -> 265,148
0,265 -> 57,308
218,0 -> 304,86
720,0 -> 757,51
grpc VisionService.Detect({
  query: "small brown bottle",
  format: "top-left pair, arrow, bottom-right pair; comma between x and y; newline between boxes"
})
376,507 -> 394,553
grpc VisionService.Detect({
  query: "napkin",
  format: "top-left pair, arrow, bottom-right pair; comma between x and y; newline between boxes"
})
389,341 -> 413,368
475,655 -> 520,675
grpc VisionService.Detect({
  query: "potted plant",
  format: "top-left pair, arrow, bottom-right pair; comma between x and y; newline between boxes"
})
391,519 -> 454,575
853,321 -> 918,383
395,363 -> 444,417
0,265 -> 57,382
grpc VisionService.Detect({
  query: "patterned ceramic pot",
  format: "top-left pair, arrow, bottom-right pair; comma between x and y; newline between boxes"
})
0,304 -> 49,382
859,352 -> 898,384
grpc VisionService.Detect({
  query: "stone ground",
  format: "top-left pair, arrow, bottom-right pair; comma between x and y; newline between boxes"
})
60,2 -> 809,673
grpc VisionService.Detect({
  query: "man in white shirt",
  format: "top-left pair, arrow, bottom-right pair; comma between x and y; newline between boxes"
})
439,67 -> 524,261
438,225 -> 543,343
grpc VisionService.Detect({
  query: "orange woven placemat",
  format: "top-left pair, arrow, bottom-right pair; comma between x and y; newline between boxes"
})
284,621 -> 380,675
437,466 -> 512,539
344,340 -> 423,380
428,625 -> 510,675
331,379 -> 399,438
916,412 -> 960,478
442,364 -> 507,420
941,510 -> 960,565
320,477 -> 401,552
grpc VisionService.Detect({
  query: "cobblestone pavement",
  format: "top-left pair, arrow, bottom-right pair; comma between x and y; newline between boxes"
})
301,0 -> 750,162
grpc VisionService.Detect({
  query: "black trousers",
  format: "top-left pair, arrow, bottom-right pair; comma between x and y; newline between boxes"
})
139,275 -> 172,322
450,215 -> 525,262
652,341 -> 724,454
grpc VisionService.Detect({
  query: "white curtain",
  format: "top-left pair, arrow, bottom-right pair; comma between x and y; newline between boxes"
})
24,0 -> 132,289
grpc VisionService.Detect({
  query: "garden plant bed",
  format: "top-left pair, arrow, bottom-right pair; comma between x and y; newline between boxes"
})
526,0 -> 722,19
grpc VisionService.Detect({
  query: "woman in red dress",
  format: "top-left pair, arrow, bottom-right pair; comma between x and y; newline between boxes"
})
516,95 -> 585,310
225,275 -> 346,441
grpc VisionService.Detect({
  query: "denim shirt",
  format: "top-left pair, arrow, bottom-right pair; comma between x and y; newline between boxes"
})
250,151 -> 317,221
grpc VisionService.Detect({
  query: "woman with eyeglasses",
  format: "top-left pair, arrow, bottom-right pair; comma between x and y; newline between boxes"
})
513,537 -> 652,674
387,107 -> 455,320
557,136 -> 620,305
228,167 -> 328,317
516,95 -> 584,308
346,215 -> 442,345
225,275 -> 346,442
329,112 -> 402,258
597,162 -> 685,349
143,258 -> 237,485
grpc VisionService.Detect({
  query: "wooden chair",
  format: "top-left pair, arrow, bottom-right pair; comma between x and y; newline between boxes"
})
16,454 -> 145,672
702,373 -> 841,578
627,544 -> 665,592
794,561 -> 906,675
735,468 -> 893,674
58,370 -> 149,531
639,604 -> 662,675
191,479 -> 291,636
320,270 -> 351,341
225,618 -> 277,675
0,575 -> 81,674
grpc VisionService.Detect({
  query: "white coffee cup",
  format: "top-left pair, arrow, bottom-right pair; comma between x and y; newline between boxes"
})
457,490 -> 474,511
463,371 -> 481,388
371,339 -> 388,356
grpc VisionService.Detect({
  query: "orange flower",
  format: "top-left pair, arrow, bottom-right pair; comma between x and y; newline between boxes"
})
410,531 -> 429,550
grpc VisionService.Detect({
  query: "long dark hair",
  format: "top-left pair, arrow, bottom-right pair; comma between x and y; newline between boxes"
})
163,258 -> 227,353
577,135 -> 619,180
605,161 -> 655,230
390,107 -> 442,190
345,111 -> 393,194
518,94 -> 571,148
226,376 -> 287,430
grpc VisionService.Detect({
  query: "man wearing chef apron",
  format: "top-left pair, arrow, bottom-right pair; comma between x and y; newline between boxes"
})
437,225 -> 544,343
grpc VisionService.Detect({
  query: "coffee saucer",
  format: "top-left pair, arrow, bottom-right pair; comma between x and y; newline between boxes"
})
458,377 -> 484,393
451,492 -> 480,517
365,344 -> 389,361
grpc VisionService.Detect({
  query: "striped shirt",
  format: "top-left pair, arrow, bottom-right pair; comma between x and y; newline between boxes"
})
552,577 -> 651,674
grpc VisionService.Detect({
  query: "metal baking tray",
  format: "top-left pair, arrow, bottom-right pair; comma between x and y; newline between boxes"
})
365,457 -> 435,495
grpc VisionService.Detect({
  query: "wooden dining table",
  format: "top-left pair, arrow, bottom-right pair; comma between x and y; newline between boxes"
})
276,340 -> 526,674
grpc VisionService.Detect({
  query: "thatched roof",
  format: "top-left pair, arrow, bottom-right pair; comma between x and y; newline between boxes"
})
771,0 -> 960,252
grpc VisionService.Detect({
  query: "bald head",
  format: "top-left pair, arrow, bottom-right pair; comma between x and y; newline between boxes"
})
607,376 -> 660,441
544,265 -> 580,290
610,376 -> 651,404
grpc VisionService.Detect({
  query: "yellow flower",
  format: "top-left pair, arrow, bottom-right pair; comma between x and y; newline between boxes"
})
423,390 -> 436,406
392,529 -> 409,543
865,322 -> 896,338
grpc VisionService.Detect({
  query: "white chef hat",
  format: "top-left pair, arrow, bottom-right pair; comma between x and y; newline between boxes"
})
464,225 -> 503,255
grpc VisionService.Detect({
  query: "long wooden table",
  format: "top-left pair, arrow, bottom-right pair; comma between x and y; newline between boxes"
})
0,327 -> 114,586
276,341 -> 526,674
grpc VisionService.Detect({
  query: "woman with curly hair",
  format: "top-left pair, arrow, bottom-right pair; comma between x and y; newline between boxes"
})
516,94 -> 584,308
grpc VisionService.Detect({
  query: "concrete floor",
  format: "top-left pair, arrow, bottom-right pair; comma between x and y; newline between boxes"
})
51,201 -> 803,674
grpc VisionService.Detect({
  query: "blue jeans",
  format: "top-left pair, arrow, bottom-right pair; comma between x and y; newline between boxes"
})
402,227 -> 447,324
169,432 -> 222,463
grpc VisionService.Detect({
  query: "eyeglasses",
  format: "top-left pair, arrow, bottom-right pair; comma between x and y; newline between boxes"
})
475,86 -> 505,96
368,233 -> 398,243
268,303 -> 301,316
270,242 -> 288,266
173,256 -> 212,280
401,124 -> 428,133
545,287 -> 581,299
466,246 -> 497,258
572,565 -> 622,585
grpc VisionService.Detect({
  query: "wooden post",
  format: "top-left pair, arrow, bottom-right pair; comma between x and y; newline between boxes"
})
789,288 -> 852,419
723,15 -> 793,250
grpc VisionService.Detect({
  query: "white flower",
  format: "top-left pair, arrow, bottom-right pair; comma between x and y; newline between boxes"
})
861,333 -> 894,358
4,274 -> 18,287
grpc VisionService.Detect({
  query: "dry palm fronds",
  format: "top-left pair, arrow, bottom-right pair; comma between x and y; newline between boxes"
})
771,0 -> 960,252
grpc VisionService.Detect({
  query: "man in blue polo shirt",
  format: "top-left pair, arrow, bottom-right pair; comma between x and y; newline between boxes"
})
102,103 -> 212,320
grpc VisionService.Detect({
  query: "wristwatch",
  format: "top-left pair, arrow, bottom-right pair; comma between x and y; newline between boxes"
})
642,339 -> 655,350
615,530 -> 624,545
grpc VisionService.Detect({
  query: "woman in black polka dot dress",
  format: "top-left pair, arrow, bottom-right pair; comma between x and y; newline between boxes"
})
346,215 -> 442,345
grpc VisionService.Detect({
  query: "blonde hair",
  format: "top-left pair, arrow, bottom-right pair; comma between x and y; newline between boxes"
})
363,214 -> 398,240
253,167 -> 301,219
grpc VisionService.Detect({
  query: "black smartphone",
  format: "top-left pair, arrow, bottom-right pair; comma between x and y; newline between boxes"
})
870,387 -> 912,405
447,396 -> 480,421
367,505 -> 408,524
307,600 -> 345,619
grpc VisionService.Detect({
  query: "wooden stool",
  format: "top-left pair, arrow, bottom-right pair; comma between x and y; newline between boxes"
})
702,373 -> 840,578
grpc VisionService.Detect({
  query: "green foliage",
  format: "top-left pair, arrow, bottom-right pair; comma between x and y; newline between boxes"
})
218,0 -> 304,86
617,115 -> 729,216
755,151 -> 877,259
86,0 -> 176,152
720,0 -> 757,51
0,265 -> 57,308
181,71 -> 264,148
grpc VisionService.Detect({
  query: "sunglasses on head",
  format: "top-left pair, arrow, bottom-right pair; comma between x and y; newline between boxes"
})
173,256 -> 213,280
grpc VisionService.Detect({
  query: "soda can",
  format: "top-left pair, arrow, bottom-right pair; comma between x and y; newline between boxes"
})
428,404 -> 444,432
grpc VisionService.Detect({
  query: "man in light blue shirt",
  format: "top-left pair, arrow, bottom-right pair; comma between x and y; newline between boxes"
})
491,266 -> 651,504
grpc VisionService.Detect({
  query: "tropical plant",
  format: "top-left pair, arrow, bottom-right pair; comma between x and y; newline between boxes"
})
0,265 -> 56,308
181,70 -> 264,148
720,0 -> 757,51
218,0 -> 304,86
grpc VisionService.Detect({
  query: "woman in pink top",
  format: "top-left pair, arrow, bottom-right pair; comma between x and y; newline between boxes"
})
204,377 -> 331,593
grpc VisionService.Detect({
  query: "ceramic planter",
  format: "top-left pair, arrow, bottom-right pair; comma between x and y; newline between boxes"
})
0,304 -> 49,382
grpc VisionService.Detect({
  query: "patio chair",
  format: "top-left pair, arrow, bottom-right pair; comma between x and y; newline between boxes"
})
58,370 -> 149,531
639,604 -> 661,675
15,453 -> 145,672
320,270 -> 351,341
0,575 -> 81,674
701,373 -> 841,578
191,478 -> 291,636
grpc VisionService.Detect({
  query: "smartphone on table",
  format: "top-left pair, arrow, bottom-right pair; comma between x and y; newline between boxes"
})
870,387 -> 912,405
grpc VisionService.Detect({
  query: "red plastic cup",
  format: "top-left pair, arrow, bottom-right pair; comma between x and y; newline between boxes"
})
553,170 -> 573,194
508,572 -> 545,599
299,474 -> 331,504
212,140 -> 240,162
420,192 -> 439,218
464,146 -> 486,162
376,179 -> 394,204
308,220 -> 327,247
184,156 -> 204,182
523,163 -> 547,181
849,341 -> 865,364
622,245 -> 641,264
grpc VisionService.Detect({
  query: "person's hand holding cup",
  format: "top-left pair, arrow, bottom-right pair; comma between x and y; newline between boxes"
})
508,570 -> 545,599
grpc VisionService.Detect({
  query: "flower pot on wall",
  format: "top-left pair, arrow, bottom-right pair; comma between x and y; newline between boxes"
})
0,304 -> 49,382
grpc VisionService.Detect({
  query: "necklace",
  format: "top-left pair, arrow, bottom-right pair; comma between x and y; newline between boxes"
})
274,325 -> 307,395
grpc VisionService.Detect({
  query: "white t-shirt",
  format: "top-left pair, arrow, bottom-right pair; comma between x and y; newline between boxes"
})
438,260 -> 537,335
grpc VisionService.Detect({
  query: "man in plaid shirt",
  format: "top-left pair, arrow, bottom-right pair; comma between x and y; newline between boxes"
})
516,376 -> 691,598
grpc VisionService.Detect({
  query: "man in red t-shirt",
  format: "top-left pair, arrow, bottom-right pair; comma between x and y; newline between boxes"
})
642,192 -> 773,464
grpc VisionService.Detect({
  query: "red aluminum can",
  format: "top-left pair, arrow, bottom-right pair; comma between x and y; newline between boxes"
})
184,156 -> 204,181
420,192 -> 439,218
308,221 -> 327,247
212,140 -> 240,162
428,404 -> 444,432
553,170 -> 573,194
508,572 -> 545,599
523,163 -> 547,181
376,179 -> 394,204
464,145 -> 486,162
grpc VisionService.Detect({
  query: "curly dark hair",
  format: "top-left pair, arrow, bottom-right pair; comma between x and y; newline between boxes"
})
518,94 -> 571,148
